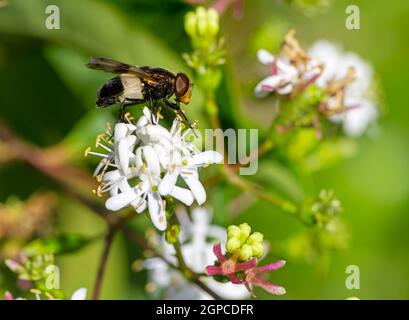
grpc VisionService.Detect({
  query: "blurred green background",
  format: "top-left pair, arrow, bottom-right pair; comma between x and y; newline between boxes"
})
0,0 -> 408,299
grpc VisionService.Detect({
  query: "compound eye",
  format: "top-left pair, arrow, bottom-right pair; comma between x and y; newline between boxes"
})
175,73 -> 190,98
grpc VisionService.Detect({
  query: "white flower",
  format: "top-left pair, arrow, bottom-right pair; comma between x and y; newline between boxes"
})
87,108 -> 223,231
255,49 -> 299,96
309,40 -> 378,136
158,119 -> 223,205
254,31 -> 323,97
144,207 -> 249,300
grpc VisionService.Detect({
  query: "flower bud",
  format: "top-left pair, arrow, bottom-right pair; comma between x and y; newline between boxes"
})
196,7 -> 208,36
184,12 -> 197,38
207,8 -> 219,36
165,224 -> 180,244
227,225 -> 241,239
251,242 -> 264,258
226,238 -> 241,253
239,223 -> 251,243
238,244 -> 253,261
247,232 -> 264,245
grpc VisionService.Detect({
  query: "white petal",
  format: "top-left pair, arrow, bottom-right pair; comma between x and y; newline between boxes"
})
143,146 -> 161,177
110,185 -> 119,197
191,207 -> 211,226
132,198 -> 147,213
136,114 -> 149,129
148,192 -> 167,231
102,169 -> 120,182
170,186 -> 194,206
257,49 -> 275,65
114,123 -> 128,141
71,288 -> 87,300
276,59 -> 298,77
159,170 -> 179,196
153,144 -> 171,168
126,123 -> 136,131
105,191 -> 138,211
190,151 -> 223,166
181,171 -> 206,205
117,139 -> 131,174
277,83 -> 294,95
254,75 -> 282,96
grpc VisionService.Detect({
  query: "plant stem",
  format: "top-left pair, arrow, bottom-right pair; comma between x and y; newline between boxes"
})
92,226 -> 117,300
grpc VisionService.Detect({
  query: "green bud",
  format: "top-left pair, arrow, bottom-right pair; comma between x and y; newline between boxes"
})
238,244 -> 253,261
239,223 -> 251,243
207,8 -> 219,36
247,232 -> 264,245
165,224 -> 180,244
239,223 -> 251,236
227,225 -> 241,239
226,238 -> 241,253
196,7 -> 208,36
251,242 -> 264,258
184,12 -> 197,38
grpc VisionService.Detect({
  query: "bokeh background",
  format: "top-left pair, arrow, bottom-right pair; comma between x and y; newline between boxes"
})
0,0 -> 408,299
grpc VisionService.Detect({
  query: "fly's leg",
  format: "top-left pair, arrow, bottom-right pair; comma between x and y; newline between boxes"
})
151,101 -> 159,124
119,99 -> 126,123
147,90 -> 159,124
164,100 -> 198,138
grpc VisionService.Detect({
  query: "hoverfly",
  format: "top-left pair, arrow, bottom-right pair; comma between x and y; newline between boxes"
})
87,57 -> 194,131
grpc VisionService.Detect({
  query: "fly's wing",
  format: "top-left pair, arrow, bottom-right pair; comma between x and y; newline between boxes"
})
87,57 -> 168,85
87,57 -> 139,74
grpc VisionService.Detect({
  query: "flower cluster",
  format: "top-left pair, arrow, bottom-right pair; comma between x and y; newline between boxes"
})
309,40 -> 377,136
5,253 -> 54,282
183,6 -> 225,92
205,223 -> 286,297
86,108 -> 223,231
255,30 -> 378,137
311,189 -> 342,228
255,29 -> 323,97
144,207 -> 249,299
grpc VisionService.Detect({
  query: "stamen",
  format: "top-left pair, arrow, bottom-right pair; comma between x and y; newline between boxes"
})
96,141 -> 112,153
87,151 -> 110,158
84,146 -> 91,157
98,176 -> 124,193
125,112 -> 135,123
95,133 -> 105,147
96,158 -> 111,182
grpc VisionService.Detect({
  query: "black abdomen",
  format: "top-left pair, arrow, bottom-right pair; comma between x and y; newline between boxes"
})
96,77 -> 124,107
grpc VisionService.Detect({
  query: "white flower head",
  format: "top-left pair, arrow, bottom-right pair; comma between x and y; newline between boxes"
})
309,40 -> 378,136
255,30 -> 323,97
144,207 -> 249,300
86,108 -> 223,231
